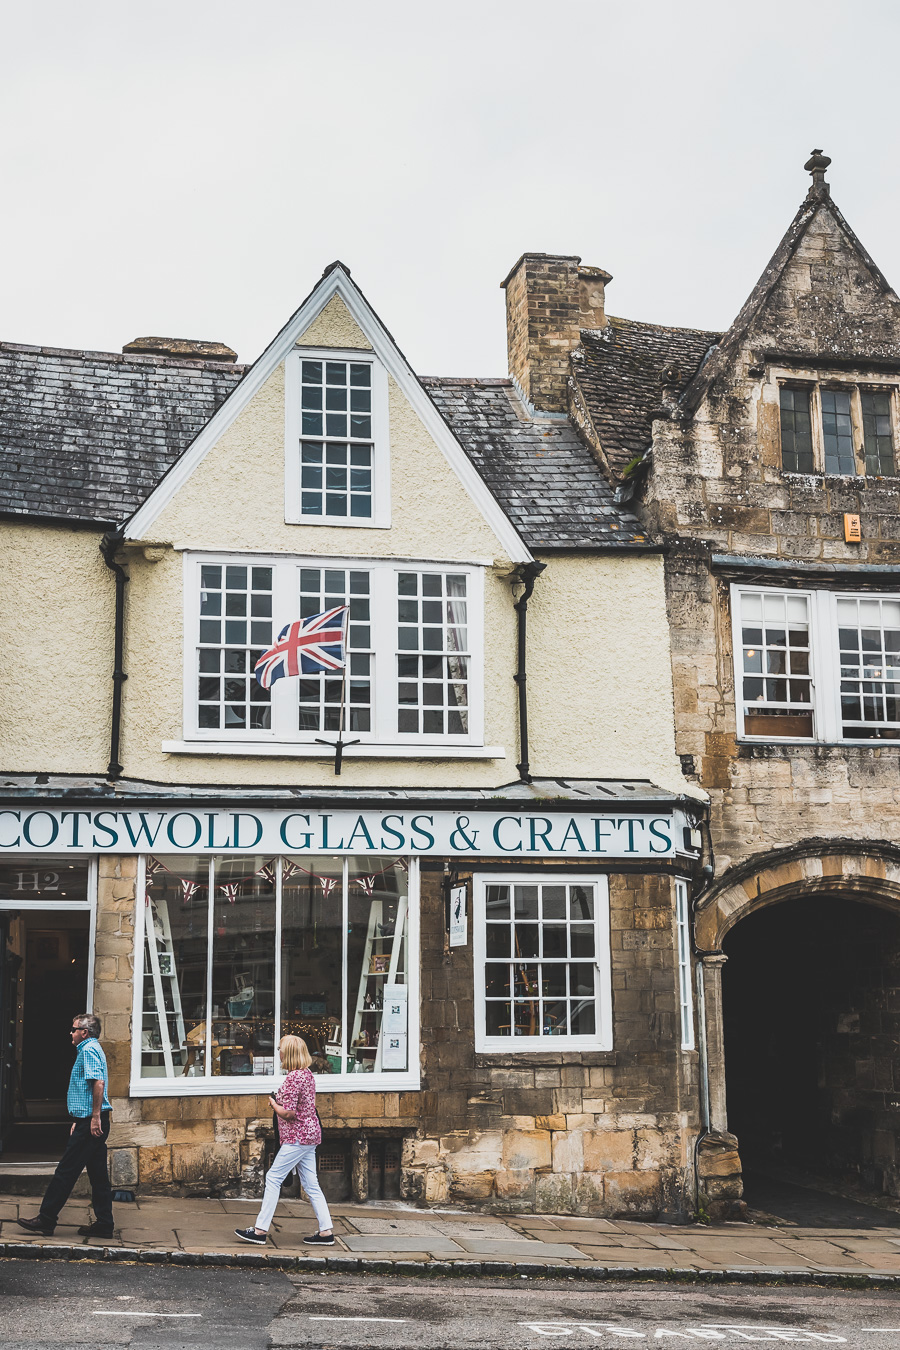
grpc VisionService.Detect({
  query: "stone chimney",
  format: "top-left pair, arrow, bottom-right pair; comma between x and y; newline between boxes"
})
122,336 -> 237,362
500,253 -> 611,412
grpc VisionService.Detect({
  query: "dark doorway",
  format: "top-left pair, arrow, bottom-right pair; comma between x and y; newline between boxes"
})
722,893 -> 900,1202
0,910 -> 91,1157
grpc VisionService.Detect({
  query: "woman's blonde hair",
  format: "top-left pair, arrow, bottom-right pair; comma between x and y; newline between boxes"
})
279,1035 -> 311,1071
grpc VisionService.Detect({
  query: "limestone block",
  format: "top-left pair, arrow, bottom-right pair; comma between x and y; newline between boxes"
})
534,1171 -> 577,1213
449,1169 -> 495,1201
167,1120 -> 215,1145
604,1168 -> 662,1214
574,1170 -> 606,1214
109,1096 -> 142,1123
138,1145 -> 172,1184
424,1166 -> 450,1204
109,1148 -> 139,1189
636,1129 -> 666,1170
495,1168 -> 536,1200
214,1118 -> 247,1143
109,1121 -> 166,1148
502,1129 -> 551,1170
535,1114 -> 566,1130
551,1130 -> 584,1173
583,1129 -> 635,1172
413,1138 -> 441,1164
439,1130 -> 503,1170
171,1142 -> 240,1185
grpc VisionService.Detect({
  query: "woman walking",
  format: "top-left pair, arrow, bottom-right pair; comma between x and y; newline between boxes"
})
235,1035 -> 334,1246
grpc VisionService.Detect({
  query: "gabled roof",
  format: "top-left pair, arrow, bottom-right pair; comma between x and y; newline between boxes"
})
123,263 -> 533,563
0,341 -> 246,525
574,317 -> 720,478
424,378 -> 652,549
680,187 -> 900,416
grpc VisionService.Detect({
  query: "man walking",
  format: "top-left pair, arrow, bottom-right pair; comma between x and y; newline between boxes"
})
18,1013 -> 114,1239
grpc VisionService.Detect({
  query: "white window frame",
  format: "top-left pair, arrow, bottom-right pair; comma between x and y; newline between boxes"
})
130,853 -> 421,1096
473,872 -> 612,1054
674,878 -> 695,1051
732,582 -> 900,745
179,552 -> 486,754
284,347 -> 391,529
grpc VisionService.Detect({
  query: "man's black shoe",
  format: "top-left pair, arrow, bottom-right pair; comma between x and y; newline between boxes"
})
17,1215 -> 55,1235
77,1222 -> 115,1238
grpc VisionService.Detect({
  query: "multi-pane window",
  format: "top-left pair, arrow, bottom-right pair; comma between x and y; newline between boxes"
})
191,557 -> 481,745
735,585 -> 900,743
862,392 -> 895,476
300,360 -> 373,519
837,597 -> 900,740
778,382 -> 897,477
779,387 -> 814,473
739,591 -> 813,738
197,564 -> 273,731
821,389 -> 855,474
397,572 -> 469,735
139,854 -> 418,1090
475,876 -> 611,1051
675,879 -> 695,1051
298,568 -> 372,733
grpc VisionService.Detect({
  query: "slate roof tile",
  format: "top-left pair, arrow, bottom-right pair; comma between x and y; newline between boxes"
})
575,317 -> 720,478
422,378 -> 650,550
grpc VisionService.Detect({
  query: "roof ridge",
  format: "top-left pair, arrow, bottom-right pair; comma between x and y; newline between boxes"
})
600,315 -> 723,339
419,376 -> 513,386
0,339 -> 250,375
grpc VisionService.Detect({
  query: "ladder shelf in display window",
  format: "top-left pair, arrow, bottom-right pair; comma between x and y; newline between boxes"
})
349,894 -> 407,1072
142,896 -> 188,1077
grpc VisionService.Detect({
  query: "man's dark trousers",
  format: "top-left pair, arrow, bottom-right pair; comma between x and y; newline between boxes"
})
40,1112 -> 113,1228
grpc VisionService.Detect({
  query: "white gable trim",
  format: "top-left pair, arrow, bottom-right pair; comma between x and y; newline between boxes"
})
123,266 -> 533,563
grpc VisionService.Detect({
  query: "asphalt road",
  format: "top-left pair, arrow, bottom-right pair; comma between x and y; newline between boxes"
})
2,1263 -> 900,1349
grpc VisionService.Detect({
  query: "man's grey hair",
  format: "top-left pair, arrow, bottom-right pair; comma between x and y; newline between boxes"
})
74,1013 -> 101,1039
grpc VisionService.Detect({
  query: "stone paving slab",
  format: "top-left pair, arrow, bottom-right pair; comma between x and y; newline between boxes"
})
341,1235 -> 466,1253
454,1239 -> 586,1258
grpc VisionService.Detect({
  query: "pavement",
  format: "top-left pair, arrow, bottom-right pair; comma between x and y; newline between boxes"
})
5,1191 -> 900,1284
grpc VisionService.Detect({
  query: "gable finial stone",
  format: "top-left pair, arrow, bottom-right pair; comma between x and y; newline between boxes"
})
804,148 -> 831,198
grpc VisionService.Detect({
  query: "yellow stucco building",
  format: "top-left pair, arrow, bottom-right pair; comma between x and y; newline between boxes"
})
0,258 -> 705,1216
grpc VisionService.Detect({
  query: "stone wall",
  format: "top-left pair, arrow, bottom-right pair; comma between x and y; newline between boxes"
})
94,860 -> 700,1216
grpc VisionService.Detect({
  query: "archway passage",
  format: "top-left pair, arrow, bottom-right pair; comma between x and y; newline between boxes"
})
722,892 -> 900,1204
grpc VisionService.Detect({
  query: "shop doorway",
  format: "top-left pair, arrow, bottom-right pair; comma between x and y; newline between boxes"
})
0,910 -> 91,1158
722,893 -> 900,1204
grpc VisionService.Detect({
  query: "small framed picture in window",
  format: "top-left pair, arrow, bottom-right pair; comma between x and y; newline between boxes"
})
369,954 -> 390,974
158,954 -> 174,977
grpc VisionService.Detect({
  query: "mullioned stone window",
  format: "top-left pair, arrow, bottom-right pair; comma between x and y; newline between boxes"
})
778,382 -> 897,477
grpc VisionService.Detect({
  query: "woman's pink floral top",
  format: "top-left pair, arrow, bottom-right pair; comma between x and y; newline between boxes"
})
275,1068 -> 320,1146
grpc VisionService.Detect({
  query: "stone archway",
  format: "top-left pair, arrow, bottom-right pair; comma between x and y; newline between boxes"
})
694,842 -> 900,1212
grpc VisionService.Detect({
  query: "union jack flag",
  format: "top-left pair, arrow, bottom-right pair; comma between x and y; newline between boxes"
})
254,606 -> 348,690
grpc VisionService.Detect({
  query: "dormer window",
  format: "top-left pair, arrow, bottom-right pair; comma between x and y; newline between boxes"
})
778,381 -> 896,478
285,348 -> 390,528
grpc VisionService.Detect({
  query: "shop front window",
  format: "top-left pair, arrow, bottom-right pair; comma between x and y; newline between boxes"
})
138,854 -> 417,1089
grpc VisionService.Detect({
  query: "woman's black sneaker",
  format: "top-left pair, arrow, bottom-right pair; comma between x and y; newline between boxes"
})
234,1227 -> 267,1245
304,1232 -> 335,1245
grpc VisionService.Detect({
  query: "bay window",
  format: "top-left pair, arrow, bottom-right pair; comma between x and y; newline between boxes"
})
734,584 -> 900,743
186,554 -> 484,749
474,874 -> 612,1053
136,853 -> 418,1092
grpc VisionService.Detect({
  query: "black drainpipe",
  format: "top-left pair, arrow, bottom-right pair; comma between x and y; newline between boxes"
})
100,529 -> 128,781
513,561 -> 546,782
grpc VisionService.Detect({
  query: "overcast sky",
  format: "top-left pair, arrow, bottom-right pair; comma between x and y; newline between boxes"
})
1,2 -> 898,375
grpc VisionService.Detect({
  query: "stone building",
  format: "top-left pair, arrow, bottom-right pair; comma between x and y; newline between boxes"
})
549,151 -> 900,1205
0,260 -> 707,1217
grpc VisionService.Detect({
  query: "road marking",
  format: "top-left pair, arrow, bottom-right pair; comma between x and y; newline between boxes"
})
93,1311 -> 202,1318
309,1316 -> 410,1324
519,1326 -> 846,1343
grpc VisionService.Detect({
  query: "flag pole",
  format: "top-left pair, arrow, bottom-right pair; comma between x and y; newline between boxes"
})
314,604 -> 359,774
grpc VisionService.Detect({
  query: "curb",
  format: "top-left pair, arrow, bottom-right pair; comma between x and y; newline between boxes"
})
1,1243 -> 899,1288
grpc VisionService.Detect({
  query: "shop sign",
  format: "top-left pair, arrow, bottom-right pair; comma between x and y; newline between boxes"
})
0,806 -> 689,858
449,883 -> 468,947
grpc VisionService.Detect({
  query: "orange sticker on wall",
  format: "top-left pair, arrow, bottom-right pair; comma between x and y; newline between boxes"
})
844,513 -> 862,543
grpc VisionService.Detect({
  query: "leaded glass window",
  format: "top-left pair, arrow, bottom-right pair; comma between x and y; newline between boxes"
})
779,386 -> 814,473
300,359 -> 373,518
821,388 -> 856,475
861,391 -> 895,476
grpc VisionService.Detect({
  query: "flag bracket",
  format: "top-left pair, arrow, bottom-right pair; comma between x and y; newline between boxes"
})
315,735 -> 361,776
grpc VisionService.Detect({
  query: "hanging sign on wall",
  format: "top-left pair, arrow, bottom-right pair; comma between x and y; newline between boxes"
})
449,883 -> 468,947
0,806 -> 691,858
